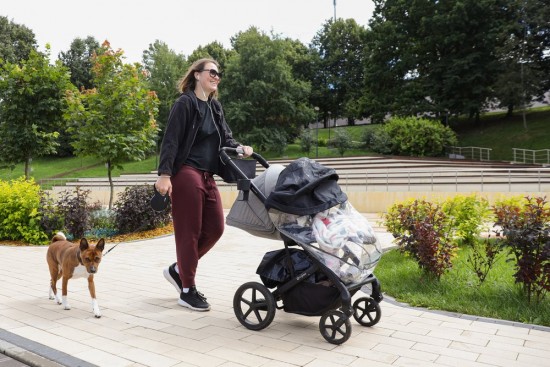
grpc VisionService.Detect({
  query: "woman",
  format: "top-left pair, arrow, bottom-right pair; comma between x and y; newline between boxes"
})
155,58 -> 253,311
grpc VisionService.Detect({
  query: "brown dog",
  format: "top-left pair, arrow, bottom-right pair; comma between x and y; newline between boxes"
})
46,232 -> 105,318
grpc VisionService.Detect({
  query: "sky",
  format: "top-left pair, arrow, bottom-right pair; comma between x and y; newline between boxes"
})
1,0 -> 375,64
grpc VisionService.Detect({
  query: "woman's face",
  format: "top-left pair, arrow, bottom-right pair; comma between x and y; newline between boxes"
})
195,62 -> 221,96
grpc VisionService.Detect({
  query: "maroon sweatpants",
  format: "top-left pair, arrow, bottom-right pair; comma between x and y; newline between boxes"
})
171,165 -> 224,288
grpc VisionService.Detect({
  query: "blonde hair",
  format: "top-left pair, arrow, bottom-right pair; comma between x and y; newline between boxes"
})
177,58 -> 220,99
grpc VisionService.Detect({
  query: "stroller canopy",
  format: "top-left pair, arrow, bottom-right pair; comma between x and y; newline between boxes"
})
265,157 -> 347,216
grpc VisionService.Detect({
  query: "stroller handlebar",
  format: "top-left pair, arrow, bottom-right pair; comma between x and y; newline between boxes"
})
220,147 -> 270,169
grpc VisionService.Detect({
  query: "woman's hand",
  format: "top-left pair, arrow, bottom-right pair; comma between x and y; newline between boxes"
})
155,176 -> 172,197
241,145 -> 253,158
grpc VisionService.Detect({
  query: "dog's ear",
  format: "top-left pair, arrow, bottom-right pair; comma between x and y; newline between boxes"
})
79,238 -> 89,251
96,238 -> 105,252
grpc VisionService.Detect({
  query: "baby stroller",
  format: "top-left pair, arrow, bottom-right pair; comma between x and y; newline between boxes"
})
220,147 -> 384,345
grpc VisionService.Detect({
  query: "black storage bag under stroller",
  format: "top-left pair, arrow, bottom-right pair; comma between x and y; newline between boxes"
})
256,248 -> 342,316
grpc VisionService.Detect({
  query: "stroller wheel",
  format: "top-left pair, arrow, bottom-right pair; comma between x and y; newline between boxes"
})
233,282 -> 276,331
319,310 -> 352,345
352,297 -> 381,327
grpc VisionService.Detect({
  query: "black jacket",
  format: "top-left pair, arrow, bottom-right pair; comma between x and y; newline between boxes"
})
157,91 -> 239,177
265,157 -> 348,215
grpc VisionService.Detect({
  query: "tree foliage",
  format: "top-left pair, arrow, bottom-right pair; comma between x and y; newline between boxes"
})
0,16 -> 37,64
58,36 -> 100,91
0,48 -> 75,178
187,41 -> 234,71
492,0 -> 550,116
221,27 -> 314,150
142,40 -> 187,143
64,41 -> 159,209
365,0 -> 532,122
310,19 -> 368,126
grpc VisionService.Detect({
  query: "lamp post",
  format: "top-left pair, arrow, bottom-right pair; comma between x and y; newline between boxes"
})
314,106 -> 320,158
328,111 -> 331,140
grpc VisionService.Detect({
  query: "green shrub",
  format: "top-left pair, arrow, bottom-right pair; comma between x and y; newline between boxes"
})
0,177 -> 49,244
362,127 -> 392,154
114,185 -> 171,234
299,129 -> 314,155
265,129 -> 288,156
383,116 -> 458,157
329,129 -> 352,157
466,236 -> 503,284
442,194 -> 493,247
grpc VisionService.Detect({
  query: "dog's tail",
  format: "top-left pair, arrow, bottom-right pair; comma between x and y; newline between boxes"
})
51,232 -> 67,242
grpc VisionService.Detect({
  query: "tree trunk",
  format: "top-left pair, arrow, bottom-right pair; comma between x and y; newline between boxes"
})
107,160 -> 114,210
24,157 -> 31,180
506,104 -> 514,117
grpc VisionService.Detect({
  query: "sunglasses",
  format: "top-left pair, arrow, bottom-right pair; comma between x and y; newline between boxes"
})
199,69 -> 223,79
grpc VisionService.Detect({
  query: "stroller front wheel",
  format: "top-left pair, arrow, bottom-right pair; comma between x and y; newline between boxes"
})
233,282 -> 276,331
352,297 -> 381,327
319,310 -> 352,345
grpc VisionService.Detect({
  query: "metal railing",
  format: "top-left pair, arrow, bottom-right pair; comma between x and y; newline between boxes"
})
343,168 -> 550,193
446,146 -> 492,161
512,148 -> 550,165
41,168 -> 550,194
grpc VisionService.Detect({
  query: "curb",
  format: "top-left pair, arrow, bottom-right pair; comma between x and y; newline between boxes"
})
0,329 -> 96,367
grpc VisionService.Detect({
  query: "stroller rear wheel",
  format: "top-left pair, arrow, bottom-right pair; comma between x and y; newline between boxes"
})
319,310 -> 352,345
352,297 -> 381,327
233,282 -> 276,331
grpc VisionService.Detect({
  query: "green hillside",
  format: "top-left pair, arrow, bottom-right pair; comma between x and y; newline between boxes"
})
451,107 -> 550,162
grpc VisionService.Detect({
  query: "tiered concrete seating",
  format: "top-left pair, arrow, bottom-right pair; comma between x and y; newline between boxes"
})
52,155 -> 550,193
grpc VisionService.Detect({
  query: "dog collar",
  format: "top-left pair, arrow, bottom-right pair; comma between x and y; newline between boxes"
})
76,250 -> 84,265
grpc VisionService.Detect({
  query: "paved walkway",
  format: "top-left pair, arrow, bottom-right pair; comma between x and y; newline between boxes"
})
0,215 -> 549,367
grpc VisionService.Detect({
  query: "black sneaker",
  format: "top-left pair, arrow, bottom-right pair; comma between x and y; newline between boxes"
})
163,263 -> 182,294
178,286 -> 211,311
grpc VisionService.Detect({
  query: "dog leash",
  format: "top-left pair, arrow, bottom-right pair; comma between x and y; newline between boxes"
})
103,242 -> 123,256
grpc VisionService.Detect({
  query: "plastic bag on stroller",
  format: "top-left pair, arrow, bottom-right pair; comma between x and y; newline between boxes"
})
269,201 -> 382,284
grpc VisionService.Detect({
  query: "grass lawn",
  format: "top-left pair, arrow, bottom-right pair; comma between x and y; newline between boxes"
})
375,247 -> 550,327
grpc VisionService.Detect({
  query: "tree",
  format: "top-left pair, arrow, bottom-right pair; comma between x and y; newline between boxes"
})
142,40 -> 187,144
222,27 -> 314,151
365,0 -> 508,123
65,41 -> 159,209
331,129 -> 352,157
58,36 -> 100,90
493,0 -> 550,120
0,16 -> 37,64
187,41 -> 234,72
56,36 -> 101,157
310,19 -> 368,126
0,47 -> 74,178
